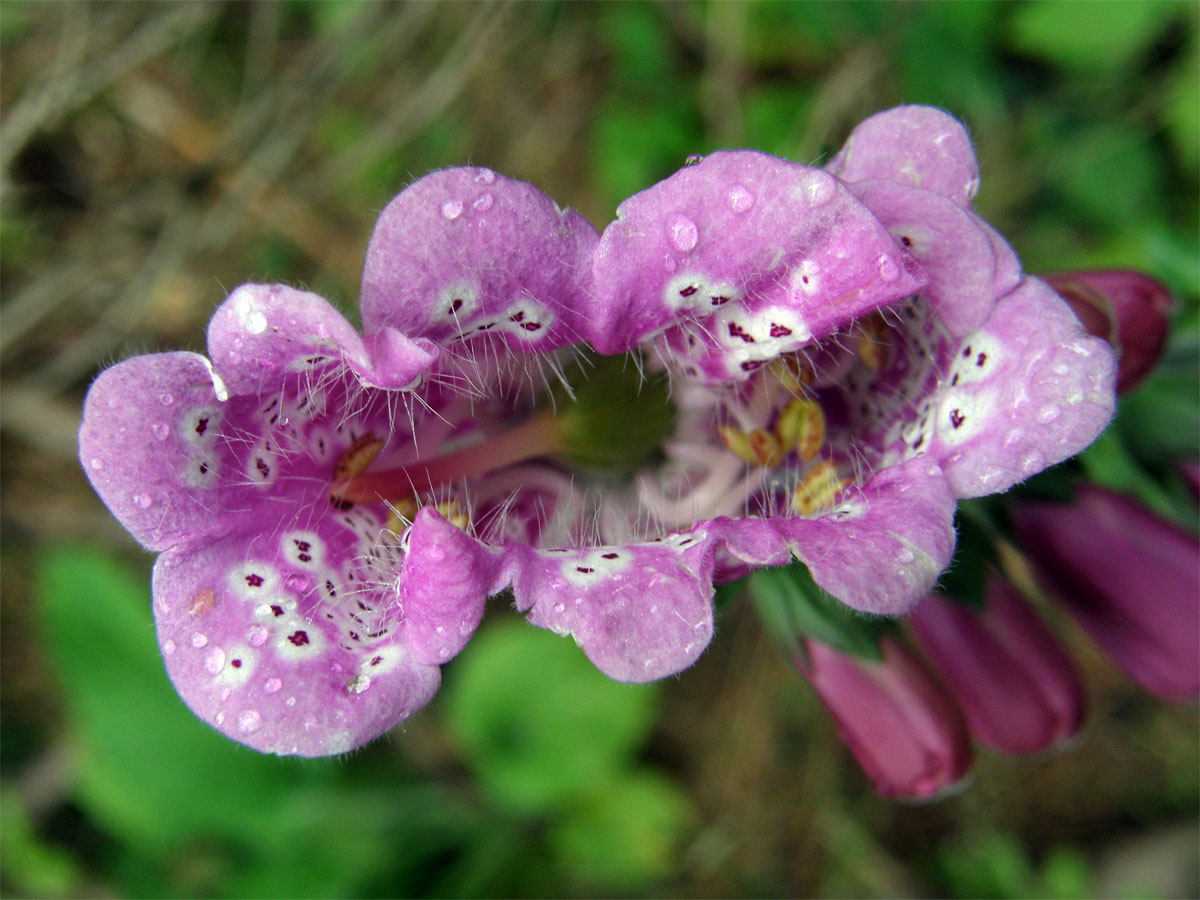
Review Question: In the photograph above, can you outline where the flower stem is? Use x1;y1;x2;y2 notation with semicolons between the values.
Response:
333;410;565;504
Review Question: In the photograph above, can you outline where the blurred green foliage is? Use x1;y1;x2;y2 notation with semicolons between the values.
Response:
3;0;1198;897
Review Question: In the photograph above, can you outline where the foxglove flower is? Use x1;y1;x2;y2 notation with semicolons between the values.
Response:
910;578;1086;754
583;105;1118;615
80;169;610;755
798;636;973;799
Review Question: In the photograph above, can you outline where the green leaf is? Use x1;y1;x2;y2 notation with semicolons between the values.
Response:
748;562;886;661
0;792;82;898
549;771;696;890
442;619;660;816
1007;0;1181;71
1118;344;1200;465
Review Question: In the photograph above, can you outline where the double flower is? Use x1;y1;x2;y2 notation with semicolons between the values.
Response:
80;106;1116;756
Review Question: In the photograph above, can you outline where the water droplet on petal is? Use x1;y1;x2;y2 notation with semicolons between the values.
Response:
285;574;311;595
554;602;566;614
1036;404;1062;424
227;351;242;364
246;624;270;647
263;677;282;694
662;254;677;273
162;639;176;655
286;696;297;707
438;647;450;659
1021;449;1046;474
894;547;916;564
472;192;494;212
684;153;703;166
191;632;208;648
800;170;836;206
1003;427;1025;448
205;647;226;674
159;393;174;406
90;458;104;470
668;213;698;252
878;255;900;282
727;184;756;213
133;493;153;509
441;199;463;220
152;423;170;441
237;709;262;734
474;168;495;184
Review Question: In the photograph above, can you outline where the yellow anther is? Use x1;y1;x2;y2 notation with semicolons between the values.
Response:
719;425;758;465
791;460;853;517
434;500;470;530
721;425;784;466
383;498;420;534
854;313;893;371
769;354;814;394
775;397;826;462
334;434;384;481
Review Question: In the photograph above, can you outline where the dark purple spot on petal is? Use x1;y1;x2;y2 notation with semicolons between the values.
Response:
520;321;542;331
287;630;310;646
449;298;463;313
679;285;698;297
601;552;619;559
728;322;754;343
270;604;285;617
740;359;767;372
976;352;987;367
246;573;264;587
255;458;270;478
509;310;525;323
962;346;972;358
370;655;383;666
950;410;965;429
576;566;594;574
195;417;209;436
769;323;793;338
231;658;242;668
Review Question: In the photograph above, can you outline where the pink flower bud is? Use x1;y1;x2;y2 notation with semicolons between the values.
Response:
1013;486;1200;702
909;579;1086;755
1044;270;1172;394
799;637;973;799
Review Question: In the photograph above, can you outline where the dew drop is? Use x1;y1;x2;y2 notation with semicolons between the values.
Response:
205;647;227;675
162;639;176;655
472;192;494;212
668;213;699;252
347;674;371;694
1036;404;1062;424
159;393;174;406
263;677;282;694
474;168;495;184
441;199;463;220
684;153;703;166
800;170;836;206
215;711;225;725
438;647;450;659
246;624;270;647
554;602;566;614
89;458;104;470
237;709;262;734
227;351;242;364
727;184;756;213
894;547;916;565
152;423;171;441
284;574;311;595
132;493;153;509
191;632;208;648
878;255;900;282
1021;449;1046;474
286;696;297;707
1003;427;1026;448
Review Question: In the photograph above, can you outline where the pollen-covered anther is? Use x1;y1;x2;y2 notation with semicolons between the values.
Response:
791;460;854;517
329;433;384;507
384;499;420;534
769;354;814;394
720;425;783;466
775;397;826;462
434;500;470;530
854;313;895;371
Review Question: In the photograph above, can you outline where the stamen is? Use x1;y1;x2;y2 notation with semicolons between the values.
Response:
775;398;826;462
769;355;813;394
719;425;784;466
791;460;853;516
854;312;894;371
332;411;563;505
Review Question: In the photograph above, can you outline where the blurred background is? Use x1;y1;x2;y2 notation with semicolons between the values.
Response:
2;2;1197;896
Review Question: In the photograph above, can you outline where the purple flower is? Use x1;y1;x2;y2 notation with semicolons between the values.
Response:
909;578;1086;755
80;169;610;755
1012;485;1200;702
583;106;1117;615
799;636;973;800
81;108;1120;757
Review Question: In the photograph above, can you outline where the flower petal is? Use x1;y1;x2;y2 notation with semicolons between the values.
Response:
508;531;716;682
80;351;231;551
208;283;438;394
848;180;1009;337
591;150;926;368
399;508;508;666
152;534;440;756
774;456;957;615
827;105;980;209
360;167;600;351
932;277;1117;498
